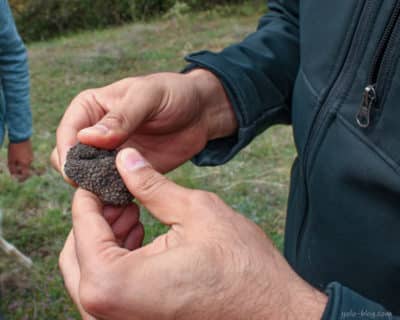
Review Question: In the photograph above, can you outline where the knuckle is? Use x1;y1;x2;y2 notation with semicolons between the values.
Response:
141;74;163;91
80;275;115;316
58;250;67;273
76;89;95;101
102;112;130;131
204;191;222;205
188;190;230;220
189;190;220;207
80;287;103;315
69;89;96;109
188;190;207;205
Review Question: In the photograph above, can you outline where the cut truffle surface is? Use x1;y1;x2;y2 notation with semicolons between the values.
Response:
64;143;133;206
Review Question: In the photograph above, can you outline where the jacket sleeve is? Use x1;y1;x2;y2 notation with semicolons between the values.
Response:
323;282;400;320
0;0;32;143
184;0;299;166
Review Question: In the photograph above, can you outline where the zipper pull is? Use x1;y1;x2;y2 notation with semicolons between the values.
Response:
356;84;377;128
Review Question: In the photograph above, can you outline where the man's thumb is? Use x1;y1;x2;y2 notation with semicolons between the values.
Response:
78;112;135;150
116;148;188;225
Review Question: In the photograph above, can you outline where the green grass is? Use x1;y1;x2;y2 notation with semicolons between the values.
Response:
0;3;296;319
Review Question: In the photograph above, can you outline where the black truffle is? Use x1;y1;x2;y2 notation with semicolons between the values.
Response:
64;143;133;206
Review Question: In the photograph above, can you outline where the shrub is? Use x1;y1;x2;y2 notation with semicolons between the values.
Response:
130;0;248;18
130;0;176;19
10;0;133;41
10;0;253;42
184;0;246;10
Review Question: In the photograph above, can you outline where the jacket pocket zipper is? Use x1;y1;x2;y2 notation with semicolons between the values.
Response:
356;1;400;128
296;0;379;263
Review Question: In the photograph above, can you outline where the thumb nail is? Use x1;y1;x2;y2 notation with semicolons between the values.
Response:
80;124;109;136
120;149;149;172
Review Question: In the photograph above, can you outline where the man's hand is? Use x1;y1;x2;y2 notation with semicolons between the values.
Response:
52;70;237;179
59;148;327;320
8;139;33;182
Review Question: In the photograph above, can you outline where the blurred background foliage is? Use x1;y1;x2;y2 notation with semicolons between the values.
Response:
10;0;252;42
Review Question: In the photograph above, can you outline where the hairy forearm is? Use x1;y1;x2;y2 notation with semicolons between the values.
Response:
186;69;238;141
287;281;328;320
244;248;328;320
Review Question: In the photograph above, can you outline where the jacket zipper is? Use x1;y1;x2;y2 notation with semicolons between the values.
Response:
303;0;377;169
356;1;400;128
296;0;381;262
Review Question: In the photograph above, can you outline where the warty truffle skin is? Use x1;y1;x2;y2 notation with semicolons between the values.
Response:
64;143;133;206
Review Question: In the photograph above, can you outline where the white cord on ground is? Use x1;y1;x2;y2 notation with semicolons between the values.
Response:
0;209;32;268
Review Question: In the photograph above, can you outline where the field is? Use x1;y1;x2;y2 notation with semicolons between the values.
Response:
0;3;296;319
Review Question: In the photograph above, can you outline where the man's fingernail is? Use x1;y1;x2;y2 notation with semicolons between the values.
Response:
80;124;109;136
121;149;149;172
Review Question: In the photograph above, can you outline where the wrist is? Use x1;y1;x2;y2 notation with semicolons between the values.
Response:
286;280;328;320
233;249;327;320
257;250;328;320
185;69;238;141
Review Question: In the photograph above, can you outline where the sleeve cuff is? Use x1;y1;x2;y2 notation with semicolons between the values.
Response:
6;107;32;144
9;135;31;144
184;51;290;166
8;127;32;144
322;282;394;320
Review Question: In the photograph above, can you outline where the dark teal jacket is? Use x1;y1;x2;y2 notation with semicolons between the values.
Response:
0;0;32;145
186;0;400;318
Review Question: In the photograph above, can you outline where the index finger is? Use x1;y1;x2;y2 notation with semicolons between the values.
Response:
71;189;125;270
56;91;106;170
51;148;77;187
56;78;137;168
